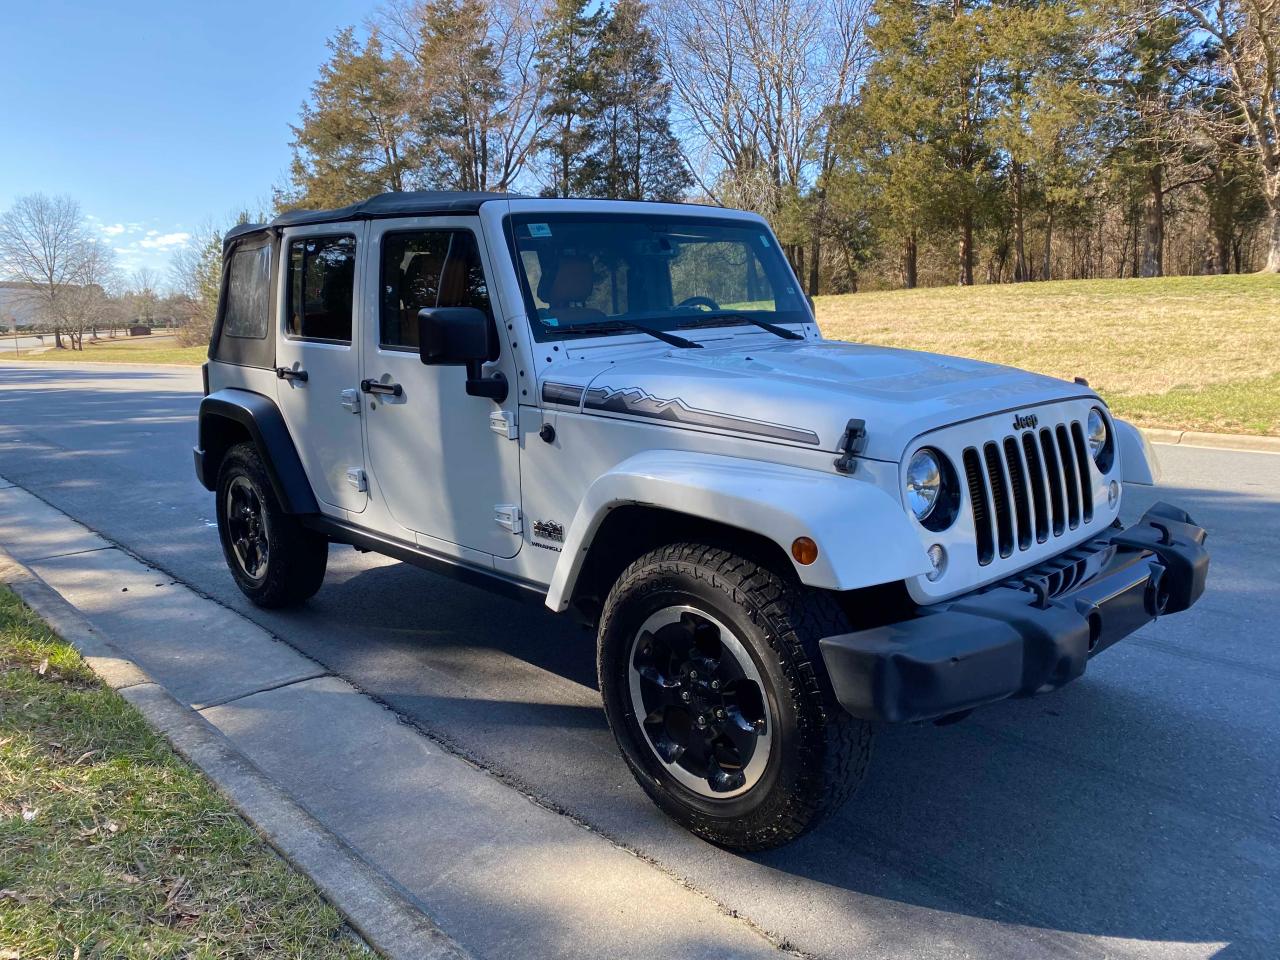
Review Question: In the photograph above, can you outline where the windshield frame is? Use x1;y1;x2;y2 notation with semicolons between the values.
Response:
501;210;811;344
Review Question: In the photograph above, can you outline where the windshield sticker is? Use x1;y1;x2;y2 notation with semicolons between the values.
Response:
759;235;771;247
528;223;553;238
543;315;560;326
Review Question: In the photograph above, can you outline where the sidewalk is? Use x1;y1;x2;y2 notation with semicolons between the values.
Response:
0;477;783;960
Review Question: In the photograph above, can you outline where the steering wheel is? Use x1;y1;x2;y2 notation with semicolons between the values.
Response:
675;295;721;311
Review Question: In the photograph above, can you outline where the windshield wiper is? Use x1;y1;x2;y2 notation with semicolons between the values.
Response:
673;312;804;341
558;319;703;349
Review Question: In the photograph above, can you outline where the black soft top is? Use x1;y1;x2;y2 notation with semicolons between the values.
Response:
223;191;512;246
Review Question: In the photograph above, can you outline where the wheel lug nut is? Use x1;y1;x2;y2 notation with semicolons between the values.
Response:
695;716;707;728
710;680;720;690
680;690;691;702
715;708;726;719
689;670;698;680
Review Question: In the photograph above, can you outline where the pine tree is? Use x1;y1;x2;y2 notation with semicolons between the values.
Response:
583;0;690;201
537;0;605;197
285;28;420;209
415;0;506;191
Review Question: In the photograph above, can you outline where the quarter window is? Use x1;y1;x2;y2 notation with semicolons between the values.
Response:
379;231;490;349
222;244;270;339
286;235;357;343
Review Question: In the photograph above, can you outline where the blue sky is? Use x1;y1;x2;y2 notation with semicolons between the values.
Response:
1;0;374;281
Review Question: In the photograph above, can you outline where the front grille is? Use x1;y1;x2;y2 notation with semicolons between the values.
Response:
962;419;1096;566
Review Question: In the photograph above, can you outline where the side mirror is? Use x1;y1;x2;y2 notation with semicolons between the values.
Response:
418;307;495;366
417;307;507;403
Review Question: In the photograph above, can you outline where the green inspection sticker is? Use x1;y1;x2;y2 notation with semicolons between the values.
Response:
528;223;553;237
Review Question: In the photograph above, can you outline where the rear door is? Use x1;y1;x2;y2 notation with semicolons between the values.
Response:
274;222;368;515
360;217;522;557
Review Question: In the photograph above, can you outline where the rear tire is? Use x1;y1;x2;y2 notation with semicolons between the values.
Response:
215;442;328;608
597;542;873;851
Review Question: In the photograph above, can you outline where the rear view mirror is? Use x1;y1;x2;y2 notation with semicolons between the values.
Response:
418;307;507;403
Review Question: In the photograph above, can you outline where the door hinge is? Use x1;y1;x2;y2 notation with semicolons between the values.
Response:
494;504;522;534
345;468;368;493
489;410;518;440
340;388;361;414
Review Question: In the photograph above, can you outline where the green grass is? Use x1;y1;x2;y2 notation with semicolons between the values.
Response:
0;587;367;959
11;335;205;366
816;273;1280;436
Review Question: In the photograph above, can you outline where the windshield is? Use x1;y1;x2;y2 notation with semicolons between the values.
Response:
508;213;809;341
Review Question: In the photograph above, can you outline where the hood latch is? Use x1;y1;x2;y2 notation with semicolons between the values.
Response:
834;419;867;474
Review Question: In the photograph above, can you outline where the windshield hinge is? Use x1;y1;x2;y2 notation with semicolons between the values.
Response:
834;419;867;474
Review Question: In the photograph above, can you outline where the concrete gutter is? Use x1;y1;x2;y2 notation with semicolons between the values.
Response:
1141;428;1280;455
0;545;471;960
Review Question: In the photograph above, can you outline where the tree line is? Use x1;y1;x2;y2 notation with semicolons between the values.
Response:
282;0;1280;290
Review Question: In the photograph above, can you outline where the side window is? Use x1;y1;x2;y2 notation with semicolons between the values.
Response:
380;230;491;349
286;235;356;343
222;244;270;339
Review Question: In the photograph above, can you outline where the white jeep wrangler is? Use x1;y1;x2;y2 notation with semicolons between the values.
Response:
195;191;1209;850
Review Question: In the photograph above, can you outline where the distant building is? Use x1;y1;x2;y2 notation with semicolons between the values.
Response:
0;282;44;330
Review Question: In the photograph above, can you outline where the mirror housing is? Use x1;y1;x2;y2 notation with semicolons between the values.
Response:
417;307;507;403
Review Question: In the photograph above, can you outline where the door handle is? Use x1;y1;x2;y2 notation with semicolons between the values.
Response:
360;378;403;398
276;366;308;383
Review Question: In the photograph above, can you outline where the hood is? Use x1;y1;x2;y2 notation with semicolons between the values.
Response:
541;339;1095;462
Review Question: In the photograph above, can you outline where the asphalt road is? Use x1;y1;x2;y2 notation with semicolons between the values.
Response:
1;360;1275;960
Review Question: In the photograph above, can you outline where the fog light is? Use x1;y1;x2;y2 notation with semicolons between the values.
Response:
1108;480;1121;508
926;544;947;581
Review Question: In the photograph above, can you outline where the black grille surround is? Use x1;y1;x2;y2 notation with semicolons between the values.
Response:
961;417;1100;567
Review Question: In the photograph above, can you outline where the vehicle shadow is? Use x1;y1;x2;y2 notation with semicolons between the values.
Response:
303;479;1278;957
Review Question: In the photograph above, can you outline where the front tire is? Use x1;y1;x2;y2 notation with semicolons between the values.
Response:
215;442;328;608
597;543;873;851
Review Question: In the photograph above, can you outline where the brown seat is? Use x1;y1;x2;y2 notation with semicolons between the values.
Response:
538;256;604;324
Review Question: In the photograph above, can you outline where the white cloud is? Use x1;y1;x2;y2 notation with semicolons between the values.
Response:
138;231;191;250
100;223;126;236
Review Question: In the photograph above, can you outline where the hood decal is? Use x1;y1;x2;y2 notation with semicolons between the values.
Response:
581;385;820;445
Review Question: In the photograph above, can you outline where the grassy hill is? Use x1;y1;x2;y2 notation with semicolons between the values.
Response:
816;273;1280;436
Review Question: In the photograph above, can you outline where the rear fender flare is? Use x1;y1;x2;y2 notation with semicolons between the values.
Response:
195;389;318;514
544;449;930;612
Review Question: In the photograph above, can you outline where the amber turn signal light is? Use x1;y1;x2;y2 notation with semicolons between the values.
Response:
791;537;818;565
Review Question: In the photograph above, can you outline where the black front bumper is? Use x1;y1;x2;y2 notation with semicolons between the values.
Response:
819;502;1209;724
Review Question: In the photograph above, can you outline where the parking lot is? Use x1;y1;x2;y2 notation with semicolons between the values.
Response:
1;359;1275;960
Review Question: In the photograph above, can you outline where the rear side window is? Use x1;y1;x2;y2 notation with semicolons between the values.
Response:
223;244;270;339
379;231;490;349
286;235;357;343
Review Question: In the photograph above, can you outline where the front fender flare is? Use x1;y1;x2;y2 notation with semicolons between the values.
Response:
545;450;931;612
1114;418;1160;485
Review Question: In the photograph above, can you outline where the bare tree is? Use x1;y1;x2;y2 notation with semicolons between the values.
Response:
0;193;117;349
655;0;871;215
169;220;224;347
1170;0;1280;271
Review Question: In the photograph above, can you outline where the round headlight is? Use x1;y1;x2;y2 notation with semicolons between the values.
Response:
906;449;942;521
1087;407;1109;464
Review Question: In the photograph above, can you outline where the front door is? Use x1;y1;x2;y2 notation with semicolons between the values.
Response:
274;222;368;515
361;218;522;558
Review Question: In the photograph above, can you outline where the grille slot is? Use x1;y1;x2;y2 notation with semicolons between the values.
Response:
983;442;1015;558
961;416;1094;567
962;448;995;565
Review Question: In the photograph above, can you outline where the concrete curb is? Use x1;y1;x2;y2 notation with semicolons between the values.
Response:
0;546;472;960
1141;427;1280;454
